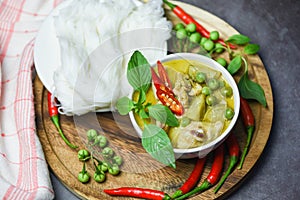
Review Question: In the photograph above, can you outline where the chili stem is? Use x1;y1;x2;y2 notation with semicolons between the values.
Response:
214;133;240;193
172;157;206;198
214;156;238;193
51;115;78;149
238;96;255;169
174;180;211;200
48;92;78;149
238;126;254;169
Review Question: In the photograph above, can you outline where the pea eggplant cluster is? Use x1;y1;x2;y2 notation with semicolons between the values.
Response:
171;22;231;71
163;0;235;50
174;22;224;54
77;129;123;183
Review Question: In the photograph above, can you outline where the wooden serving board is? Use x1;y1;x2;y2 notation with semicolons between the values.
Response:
34;1;273;199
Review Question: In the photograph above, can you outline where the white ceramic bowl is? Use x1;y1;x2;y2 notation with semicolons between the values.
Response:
129;53;240;159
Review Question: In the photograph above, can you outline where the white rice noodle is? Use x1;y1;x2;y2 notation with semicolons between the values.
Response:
53;0;172;115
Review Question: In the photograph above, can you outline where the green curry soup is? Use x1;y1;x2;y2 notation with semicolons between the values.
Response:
134;59;234;149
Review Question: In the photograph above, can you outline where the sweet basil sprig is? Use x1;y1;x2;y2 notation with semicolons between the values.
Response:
238;57;266;107
225;34;267;107
116;51;178;168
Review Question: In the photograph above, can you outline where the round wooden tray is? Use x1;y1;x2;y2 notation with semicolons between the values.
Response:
34;1;273;199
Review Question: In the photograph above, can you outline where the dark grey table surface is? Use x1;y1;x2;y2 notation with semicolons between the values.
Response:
51;0;300;199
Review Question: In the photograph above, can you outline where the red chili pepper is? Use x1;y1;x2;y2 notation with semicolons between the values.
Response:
47;92;78;149
151;62;184;116
214;133;240;193
163;0;236;49
172;157;206;198
157;60;172;90
104;187;171;200
156;89;184;116
238;96;255;169
175;144;225;200
151;67;168;92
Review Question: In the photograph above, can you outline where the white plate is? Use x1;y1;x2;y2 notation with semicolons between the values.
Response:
34;0;73;93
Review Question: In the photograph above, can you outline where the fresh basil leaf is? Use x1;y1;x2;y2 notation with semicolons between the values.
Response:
148;104;179;127
142;124;176;168
226;34;250;45
244;44;260;55
139;109;149;119
238;71;267;107
227;55;242;75
127;51;151;93
116;96;135;115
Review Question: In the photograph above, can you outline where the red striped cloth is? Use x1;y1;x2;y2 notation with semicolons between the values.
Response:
0;0;62;199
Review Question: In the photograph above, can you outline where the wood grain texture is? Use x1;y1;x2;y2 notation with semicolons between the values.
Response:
34;1;273;199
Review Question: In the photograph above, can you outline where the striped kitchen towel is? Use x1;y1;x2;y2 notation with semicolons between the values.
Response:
0;0;62;199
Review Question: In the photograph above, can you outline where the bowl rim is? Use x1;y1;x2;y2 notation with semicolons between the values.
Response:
129;52;240;154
